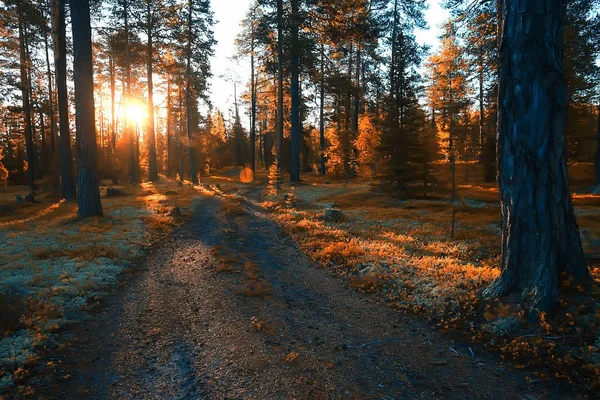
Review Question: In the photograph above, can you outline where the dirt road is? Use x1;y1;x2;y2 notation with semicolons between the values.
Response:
38;193;574;399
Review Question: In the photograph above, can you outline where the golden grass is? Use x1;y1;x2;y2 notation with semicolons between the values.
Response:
33;244;120;261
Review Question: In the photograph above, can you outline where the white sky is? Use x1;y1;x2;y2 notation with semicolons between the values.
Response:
208;0;450;124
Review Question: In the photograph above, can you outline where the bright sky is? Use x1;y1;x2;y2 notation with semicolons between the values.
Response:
208;0;449;124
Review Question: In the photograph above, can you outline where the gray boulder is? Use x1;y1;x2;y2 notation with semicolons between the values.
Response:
323;208;344;222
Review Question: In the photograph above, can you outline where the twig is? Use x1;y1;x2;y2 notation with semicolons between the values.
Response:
347;338;401;349
449;347;458;355
468;347;475;358
521;334;573;340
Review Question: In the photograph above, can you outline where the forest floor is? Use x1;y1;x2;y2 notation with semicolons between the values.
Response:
32;185;576;399
0;164;598;399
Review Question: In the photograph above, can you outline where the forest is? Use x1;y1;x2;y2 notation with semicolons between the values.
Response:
0;0;599;398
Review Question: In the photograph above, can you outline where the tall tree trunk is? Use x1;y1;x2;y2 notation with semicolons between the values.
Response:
249;25;256;179
70;0;103;217
166;75;172;177
185;0;197;185
109;56;116;151
146;2;158;181
596;104;600;186
353;43;361;138
478;53;485;164
43;26;56;156
289;0;301;183
344;43;353;185
50;0;76;199
39;107;46;173
449;97;456;240
123;0;138;185
177;83;184;181
18;13;36;190
483;0;590;313
275;0;284;169
319;43;326;175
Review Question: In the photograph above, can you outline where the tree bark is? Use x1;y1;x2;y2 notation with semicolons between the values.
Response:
319;43;326;175
70;0;103;217
18;11;36;190
166;75;172;177
123;0;138;185
177;82;184;181
43;25;57;156
483;0;591;313
250;23;256;179
289;0;301;183
109;56;116;152
146;1;158;181
185;0;197;185
596;104;600;186
50;0;76;199
275;0;284;170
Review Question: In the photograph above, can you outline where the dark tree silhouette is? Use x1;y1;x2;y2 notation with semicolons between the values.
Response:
483;0;591;313
50;0;76;200
70;0;102;217
16;3;36;191
275;0;283;169
289;0;301;183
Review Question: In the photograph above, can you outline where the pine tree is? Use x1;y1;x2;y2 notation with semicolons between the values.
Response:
483;0;591;313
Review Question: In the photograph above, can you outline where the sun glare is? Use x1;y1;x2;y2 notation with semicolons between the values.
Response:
126;102;147;125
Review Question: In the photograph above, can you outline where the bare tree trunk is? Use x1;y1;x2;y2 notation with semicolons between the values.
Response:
70;0;103;217
319;43;326;175
289;0;301;183
123;0;138;185
249;18;257;179
43;25;56;156
353;43;361;138
50;0;76;199
18;12;35;190
596;104;600;186
166;75;172;177
177;82;184;181
483;0;591;313
185;1;197;184
344;42;353;185
146;1;158;181
109;56;116;151
275;0;283;169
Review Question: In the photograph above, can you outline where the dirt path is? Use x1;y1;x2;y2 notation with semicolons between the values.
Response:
38;193;575;399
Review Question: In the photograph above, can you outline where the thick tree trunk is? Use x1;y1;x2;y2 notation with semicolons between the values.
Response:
70;0;103;217
146;5;158;181
319;43;326;175
289;0;301;183
51;0;76;199
483;0;591;313
275;0;284;169
18;14;36;190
